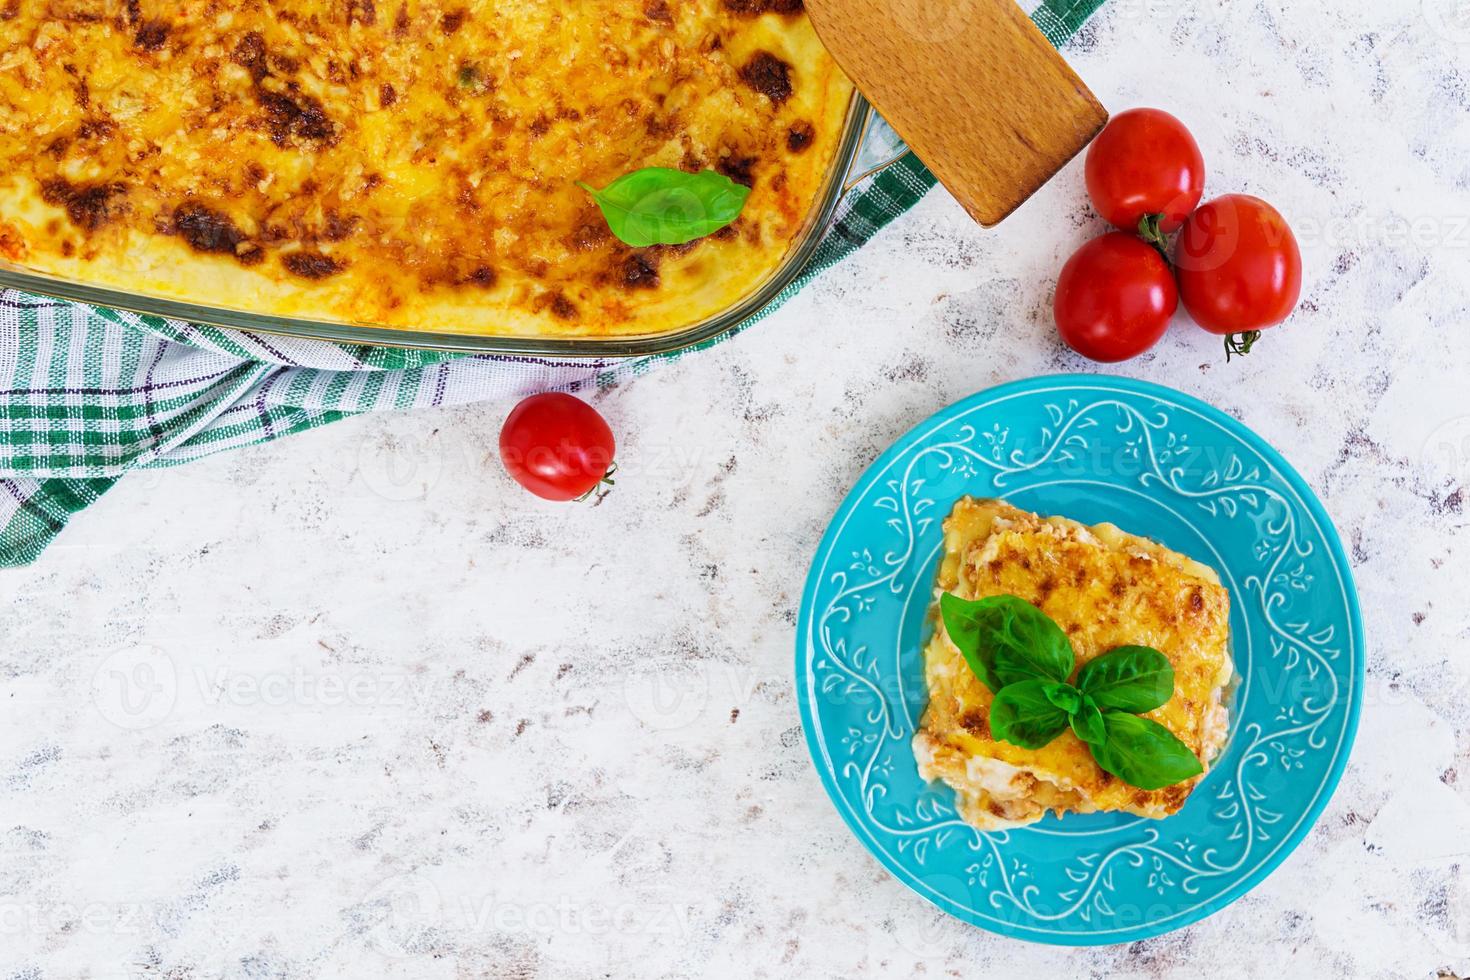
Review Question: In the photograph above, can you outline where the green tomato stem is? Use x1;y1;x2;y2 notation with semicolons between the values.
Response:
574;460;618;503
1224;331;1262;362
1135;213;1172;262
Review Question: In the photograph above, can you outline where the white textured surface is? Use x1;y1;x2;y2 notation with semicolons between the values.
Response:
4;1;1470;977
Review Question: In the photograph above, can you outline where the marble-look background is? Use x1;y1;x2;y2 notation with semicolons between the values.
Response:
4;0;1470;977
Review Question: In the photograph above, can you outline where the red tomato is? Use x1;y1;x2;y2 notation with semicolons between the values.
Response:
1085;108;1205;235
1174;194;1303;356
499;393;617;501
1054;233;1178;363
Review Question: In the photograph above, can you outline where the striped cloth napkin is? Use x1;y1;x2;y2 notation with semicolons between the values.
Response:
0;0;1101;566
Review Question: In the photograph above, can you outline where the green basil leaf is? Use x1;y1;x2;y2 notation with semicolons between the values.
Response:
939;594;1074;693
1076;645;1176;713
980;595;1076;689
577;168;750;247
939;592;1003;693
989;680;1071;750
1042;682;1082;714
1088;713;1204;790
1069;694;1106;745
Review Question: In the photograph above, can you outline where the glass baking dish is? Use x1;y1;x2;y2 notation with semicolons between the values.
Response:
0;95;909;359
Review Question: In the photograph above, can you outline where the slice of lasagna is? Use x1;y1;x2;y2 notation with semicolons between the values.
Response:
913;498;1234;830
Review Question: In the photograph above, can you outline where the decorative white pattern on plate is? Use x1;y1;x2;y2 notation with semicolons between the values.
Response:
796;375;1362;945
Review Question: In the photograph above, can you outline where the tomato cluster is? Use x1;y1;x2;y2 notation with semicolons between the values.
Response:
1056;108;1303;362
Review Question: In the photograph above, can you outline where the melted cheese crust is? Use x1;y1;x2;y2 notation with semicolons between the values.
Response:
914;499;1235;831
0;0;852;338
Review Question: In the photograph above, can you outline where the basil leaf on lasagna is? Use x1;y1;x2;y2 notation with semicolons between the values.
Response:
577;168;751;247
1088;713;1204;790
1076;645;1176;713
939;592;1006;693
989;680;1071;750
1069;694;1106;746
973;595;1076;690
1041;681;1082;714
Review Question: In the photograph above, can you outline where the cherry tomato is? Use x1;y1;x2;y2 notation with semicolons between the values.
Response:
1174;194;1303;358
1054;233;1178;363
499;393;617;501
1085;108;1205;236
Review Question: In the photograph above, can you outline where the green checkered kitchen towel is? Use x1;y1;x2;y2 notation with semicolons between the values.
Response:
0;0;1102;566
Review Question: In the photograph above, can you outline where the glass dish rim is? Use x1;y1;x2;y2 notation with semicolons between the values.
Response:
0;93;885;359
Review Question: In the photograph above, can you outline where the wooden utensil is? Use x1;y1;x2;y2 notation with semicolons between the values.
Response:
804;0;1108;227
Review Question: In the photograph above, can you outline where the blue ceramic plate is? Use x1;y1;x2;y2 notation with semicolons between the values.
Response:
795;375;1362;946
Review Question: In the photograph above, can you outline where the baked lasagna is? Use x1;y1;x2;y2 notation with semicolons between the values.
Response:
0;0;853;337
914;498;1234;830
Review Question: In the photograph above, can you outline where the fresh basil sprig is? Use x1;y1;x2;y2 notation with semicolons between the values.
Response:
939;594;1204;790
1068;693;1106;746
1090;714;1206;790
577;168;750;248
939;593;1074;693
1041;681;1083;715
1075;645;1176;713
989;680;1070;749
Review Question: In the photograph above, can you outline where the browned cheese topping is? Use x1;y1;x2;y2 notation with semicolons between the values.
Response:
0;0;854;337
